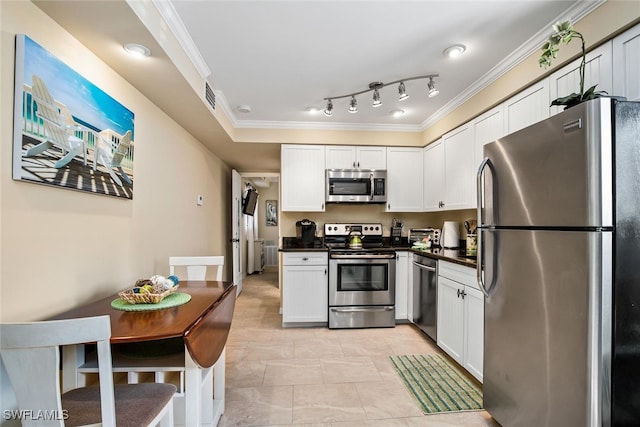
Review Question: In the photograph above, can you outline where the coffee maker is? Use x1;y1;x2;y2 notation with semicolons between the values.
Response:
296;219;317;247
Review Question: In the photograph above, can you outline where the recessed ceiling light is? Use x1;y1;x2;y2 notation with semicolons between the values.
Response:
235;105;252;113
305;107;320;114
123;43;151;57
443;44;466;58
390;109;405;117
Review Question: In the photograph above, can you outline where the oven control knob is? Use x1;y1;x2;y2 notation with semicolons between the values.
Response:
364;226;369;231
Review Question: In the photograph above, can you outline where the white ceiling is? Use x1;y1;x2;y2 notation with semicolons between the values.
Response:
168;0;588;130
32;0;600;171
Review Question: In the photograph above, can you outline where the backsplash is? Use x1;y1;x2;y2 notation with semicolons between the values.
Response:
281;205;475;241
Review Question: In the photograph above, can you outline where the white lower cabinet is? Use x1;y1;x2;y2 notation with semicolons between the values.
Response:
437;261;484;382
395;251;409;320
282;252;328;325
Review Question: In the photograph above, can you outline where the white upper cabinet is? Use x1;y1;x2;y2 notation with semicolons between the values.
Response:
423;139;445;211
325;146;386;170
423;123;475;212
281;144;326;212
442;124;475;210
504;78;549;135
472;105;506;207
613;23;640;102
549;42;613;117
386;147;423;212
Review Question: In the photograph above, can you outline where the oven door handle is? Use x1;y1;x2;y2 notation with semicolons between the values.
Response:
330;307;394;313
330;253;396;259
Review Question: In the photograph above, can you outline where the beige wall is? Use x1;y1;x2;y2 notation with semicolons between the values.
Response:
0;1;232;322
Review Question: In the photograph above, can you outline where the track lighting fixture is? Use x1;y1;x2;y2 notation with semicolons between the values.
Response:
324;99;333;117
427;76;439;98
323;74;438;115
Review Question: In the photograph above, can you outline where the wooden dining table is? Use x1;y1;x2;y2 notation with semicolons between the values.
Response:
49;280;237;427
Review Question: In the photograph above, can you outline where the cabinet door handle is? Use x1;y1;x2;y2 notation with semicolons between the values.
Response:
324;268;327;275
357;161;360;168
302;257;309;261
353;161;356;168
457;289;461;298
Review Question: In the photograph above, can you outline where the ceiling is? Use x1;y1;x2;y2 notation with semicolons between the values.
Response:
33;0;596;172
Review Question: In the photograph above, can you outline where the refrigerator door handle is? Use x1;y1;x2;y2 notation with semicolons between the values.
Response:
476;157;494;298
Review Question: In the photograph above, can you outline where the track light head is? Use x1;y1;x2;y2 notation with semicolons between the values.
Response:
324;99;333;116
372;88;382;107
348;96;358;113
427;77;439;98
398;82;409;101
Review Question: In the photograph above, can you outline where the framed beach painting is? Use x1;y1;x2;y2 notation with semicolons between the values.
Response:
13;34;135;199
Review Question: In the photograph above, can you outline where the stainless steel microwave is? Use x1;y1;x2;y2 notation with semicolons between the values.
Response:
326;169;387;203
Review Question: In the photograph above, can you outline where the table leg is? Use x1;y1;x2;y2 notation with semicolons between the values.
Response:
212;348;226;422
184;348;203;426
61;344;85;392
183;346;226;426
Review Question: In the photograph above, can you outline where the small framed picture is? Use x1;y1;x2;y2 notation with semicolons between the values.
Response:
265;200;277;226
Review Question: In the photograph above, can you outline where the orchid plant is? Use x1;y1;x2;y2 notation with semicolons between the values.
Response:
539;20;606;108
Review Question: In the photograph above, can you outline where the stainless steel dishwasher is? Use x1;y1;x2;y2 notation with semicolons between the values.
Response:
412;253;437;341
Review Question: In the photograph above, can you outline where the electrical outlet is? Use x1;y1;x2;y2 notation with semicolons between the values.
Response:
197;195;204;206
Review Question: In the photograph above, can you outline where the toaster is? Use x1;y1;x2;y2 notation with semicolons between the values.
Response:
408;228;441;247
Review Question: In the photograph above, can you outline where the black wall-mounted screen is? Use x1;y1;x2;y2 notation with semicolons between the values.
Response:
242;188;258;216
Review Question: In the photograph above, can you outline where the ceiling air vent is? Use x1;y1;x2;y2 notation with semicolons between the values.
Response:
205;82;215;110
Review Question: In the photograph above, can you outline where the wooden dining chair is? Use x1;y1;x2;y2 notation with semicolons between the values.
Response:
169;256;224;281
0;315;176;427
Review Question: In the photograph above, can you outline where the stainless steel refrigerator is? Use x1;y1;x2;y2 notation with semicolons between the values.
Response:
476;98;640;427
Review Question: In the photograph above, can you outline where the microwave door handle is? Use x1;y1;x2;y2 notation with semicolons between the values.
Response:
370;173;374;200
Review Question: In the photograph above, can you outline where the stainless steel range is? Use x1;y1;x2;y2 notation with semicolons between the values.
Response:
325;223;396;329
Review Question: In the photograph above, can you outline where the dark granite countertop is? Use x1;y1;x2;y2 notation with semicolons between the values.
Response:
280;237;476;268
280;237;328;252
407;247;477;268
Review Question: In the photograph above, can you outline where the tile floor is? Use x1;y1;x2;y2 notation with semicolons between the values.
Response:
220;267;500;427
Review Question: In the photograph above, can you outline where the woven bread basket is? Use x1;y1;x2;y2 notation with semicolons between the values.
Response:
118;285;178;304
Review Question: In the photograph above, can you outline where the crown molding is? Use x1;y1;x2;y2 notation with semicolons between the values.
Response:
419;0;605;130
151;0;211;80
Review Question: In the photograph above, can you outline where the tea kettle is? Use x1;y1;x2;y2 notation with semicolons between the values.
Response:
348;230;363;249
441;221;460;248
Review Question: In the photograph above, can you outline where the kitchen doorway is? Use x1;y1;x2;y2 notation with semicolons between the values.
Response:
234;172;280;281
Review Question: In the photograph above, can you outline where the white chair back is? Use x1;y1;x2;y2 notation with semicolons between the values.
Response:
169;256;224;281
0;316;116;427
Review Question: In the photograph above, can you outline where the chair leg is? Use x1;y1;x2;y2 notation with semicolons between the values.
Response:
54;150;77;168
117;166;132;185
24;140;53;157
108;168;123;187
159;401;174;427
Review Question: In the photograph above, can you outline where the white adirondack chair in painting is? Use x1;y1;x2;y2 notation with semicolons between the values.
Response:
23;75;87;168
94;129;133;186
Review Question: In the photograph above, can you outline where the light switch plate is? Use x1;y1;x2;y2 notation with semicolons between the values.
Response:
197;195;203;206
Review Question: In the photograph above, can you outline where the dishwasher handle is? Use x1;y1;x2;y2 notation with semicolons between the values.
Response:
412;261;436;272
